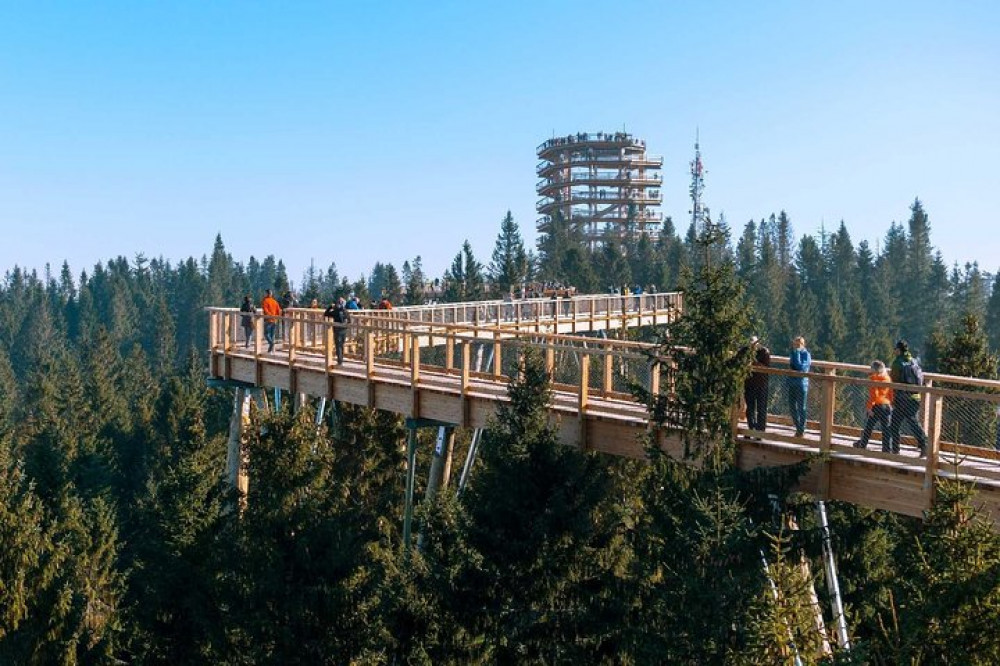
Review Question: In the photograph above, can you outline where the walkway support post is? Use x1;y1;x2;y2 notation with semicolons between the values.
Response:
424;426;453;502
403;424;418;550
817;501;851;651
226;387;248;493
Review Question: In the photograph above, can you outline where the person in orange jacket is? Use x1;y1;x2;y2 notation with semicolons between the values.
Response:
260;289;282;353
853;360;894;451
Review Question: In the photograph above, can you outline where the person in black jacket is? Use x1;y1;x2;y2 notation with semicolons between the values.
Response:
240;295;255;348
324;297;350;365
743;336;771;433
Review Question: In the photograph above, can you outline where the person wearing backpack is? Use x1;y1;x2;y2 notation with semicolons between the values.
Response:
324;297;350;365
887;340;928;455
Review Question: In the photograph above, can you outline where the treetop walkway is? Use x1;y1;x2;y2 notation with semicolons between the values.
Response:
206;292;1000;524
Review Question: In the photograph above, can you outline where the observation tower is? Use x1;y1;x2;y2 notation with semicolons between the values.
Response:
536;131;663;247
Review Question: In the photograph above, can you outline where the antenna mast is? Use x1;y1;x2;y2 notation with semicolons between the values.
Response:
689;131;714;266
689;130;710;234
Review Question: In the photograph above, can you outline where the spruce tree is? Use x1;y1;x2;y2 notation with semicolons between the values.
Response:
891;479;1000;664
488;210;528;295
402;256;427;305
930;313;998;447
986;270;1000;352
401;350;631;663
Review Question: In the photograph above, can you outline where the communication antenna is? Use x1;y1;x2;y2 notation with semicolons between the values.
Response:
689;130;714;266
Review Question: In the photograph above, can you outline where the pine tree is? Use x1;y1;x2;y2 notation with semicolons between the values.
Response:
123;363;229;663
930;313;998;447
598;235;631;291
445;349;629;662
892;479;1000;663
986;270;1000;352
442;241;485;301
402;256;427;305
488;210;528;295
222;403;400;663
645;225;753;464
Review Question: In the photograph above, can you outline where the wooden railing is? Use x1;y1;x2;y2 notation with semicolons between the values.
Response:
207;301;1000;518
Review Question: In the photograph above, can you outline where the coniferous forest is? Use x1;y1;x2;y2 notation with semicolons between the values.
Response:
4;201;1000;664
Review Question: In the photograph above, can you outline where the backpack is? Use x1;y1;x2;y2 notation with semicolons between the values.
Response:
899;358;924;386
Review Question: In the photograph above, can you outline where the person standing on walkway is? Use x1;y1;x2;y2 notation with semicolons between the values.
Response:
324;297;350;365
239;295;255;348
260;289;282;353
854;360;894;450
787;336;812;437
887;340;928;455
744;336;771;433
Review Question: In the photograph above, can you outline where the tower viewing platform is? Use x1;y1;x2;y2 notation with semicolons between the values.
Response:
536;132;663;246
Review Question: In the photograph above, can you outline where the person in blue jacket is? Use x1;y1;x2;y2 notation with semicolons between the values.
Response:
788;336;812;437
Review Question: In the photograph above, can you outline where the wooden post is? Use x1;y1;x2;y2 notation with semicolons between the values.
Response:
817;369;837;499
493;330;502;379
649;359;660;396
461;341;471;427
445;334;454;371
287;315;297;364
924;390;944;509
365;329;375;408
545;344;555;380
224;311;233;352
411;334;421;418
209;310;218;353
324;325;334;371
365;329;375;377
603;351;613;394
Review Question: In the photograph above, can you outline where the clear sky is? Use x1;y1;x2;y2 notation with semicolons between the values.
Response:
2;1;998;286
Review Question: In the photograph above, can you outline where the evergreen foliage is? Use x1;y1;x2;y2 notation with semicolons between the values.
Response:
488;210;529;295
0;203;997;662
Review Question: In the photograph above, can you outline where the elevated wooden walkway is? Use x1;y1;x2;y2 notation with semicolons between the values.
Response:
207;293;1000;523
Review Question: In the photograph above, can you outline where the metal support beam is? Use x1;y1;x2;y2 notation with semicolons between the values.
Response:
440;427;456;489
818;501;851;651
457;428;482;496
424;426;450;502
403;425;418;550
315;396;327;426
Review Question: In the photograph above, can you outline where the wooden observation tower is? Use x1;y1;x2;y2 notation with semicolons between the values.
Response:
536;131;664;248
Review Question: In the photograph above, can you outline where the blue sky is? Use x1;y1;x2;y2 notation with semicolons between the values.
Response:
2;1;998;286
